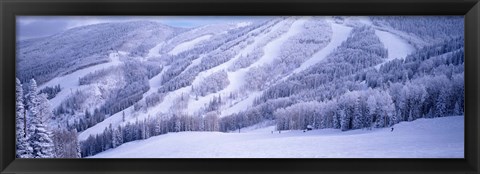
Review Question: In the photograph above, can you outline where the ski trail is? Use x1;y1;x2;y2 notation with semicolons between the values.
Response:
146;42;164;58
287;19;352;78
374;30;415;70
168;35;212;56
249;17;310;68
188;17;309;116
41;52;124;109
142;65;170;98
216;17;310;116
186;18;298;115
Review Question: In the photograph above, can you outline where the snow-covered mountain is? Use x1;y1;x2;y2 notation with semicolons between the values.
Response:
15;16;464;158
17;21;182;85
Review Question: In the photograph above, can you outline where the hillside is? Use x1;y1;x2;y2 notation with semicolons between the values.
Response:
17;21;181;85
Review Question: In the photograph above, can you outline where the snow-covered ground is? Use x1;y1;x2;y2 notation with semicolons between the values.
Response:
91;116;464;158
146;42;164;58
374;29;415;69
235;22;252;28
376;30;415;60
220;91;262;117
40;52;123;109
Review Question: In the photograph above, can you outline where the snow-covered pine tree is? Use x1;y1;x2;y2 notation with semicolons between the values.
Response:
27;79;55;158
352;98;364;129
339;109;349;131
379;91;396;126
332;109;341;129
73;131;81;158
112;126;123;148
16;78;32;158
30;117;55;158
25;79;39;140
435;90;448;117
37;93;53;124
453;102;462;115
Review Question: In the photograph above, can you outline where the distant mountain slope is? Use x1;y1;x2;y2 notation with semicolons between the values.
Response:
370;16;464;49
17;21;182;85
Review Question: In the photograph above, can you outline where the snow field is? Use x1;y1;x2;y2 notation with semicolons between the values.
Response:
91;115;464;158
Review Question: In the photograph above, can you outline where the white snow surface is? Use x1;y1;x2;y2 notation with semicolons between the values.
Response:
168;35;212;56
235;22;252;28
220;91;261;117
91;116;464;158
40;52;123;109
376;30;415;60
146;42;164;58
374;29;415;69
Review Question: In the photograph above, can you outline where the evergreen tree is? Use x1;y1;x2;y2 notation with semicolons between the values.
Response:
38;93;53;123
16;78;32;158
30;124;55;158
26;79;39;139
27;79;55;158
72;129;82;158
112;126;123;148
339;109;349;131
453;102;462;115
352;98;364;129
435;91;448;117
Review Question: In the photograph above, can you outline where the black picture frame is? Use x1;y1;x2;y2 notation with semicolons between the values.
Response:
1;0;479;173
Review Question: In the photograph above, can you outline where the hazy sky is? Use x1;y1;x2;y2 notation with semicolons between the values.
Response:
17;16;269;40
